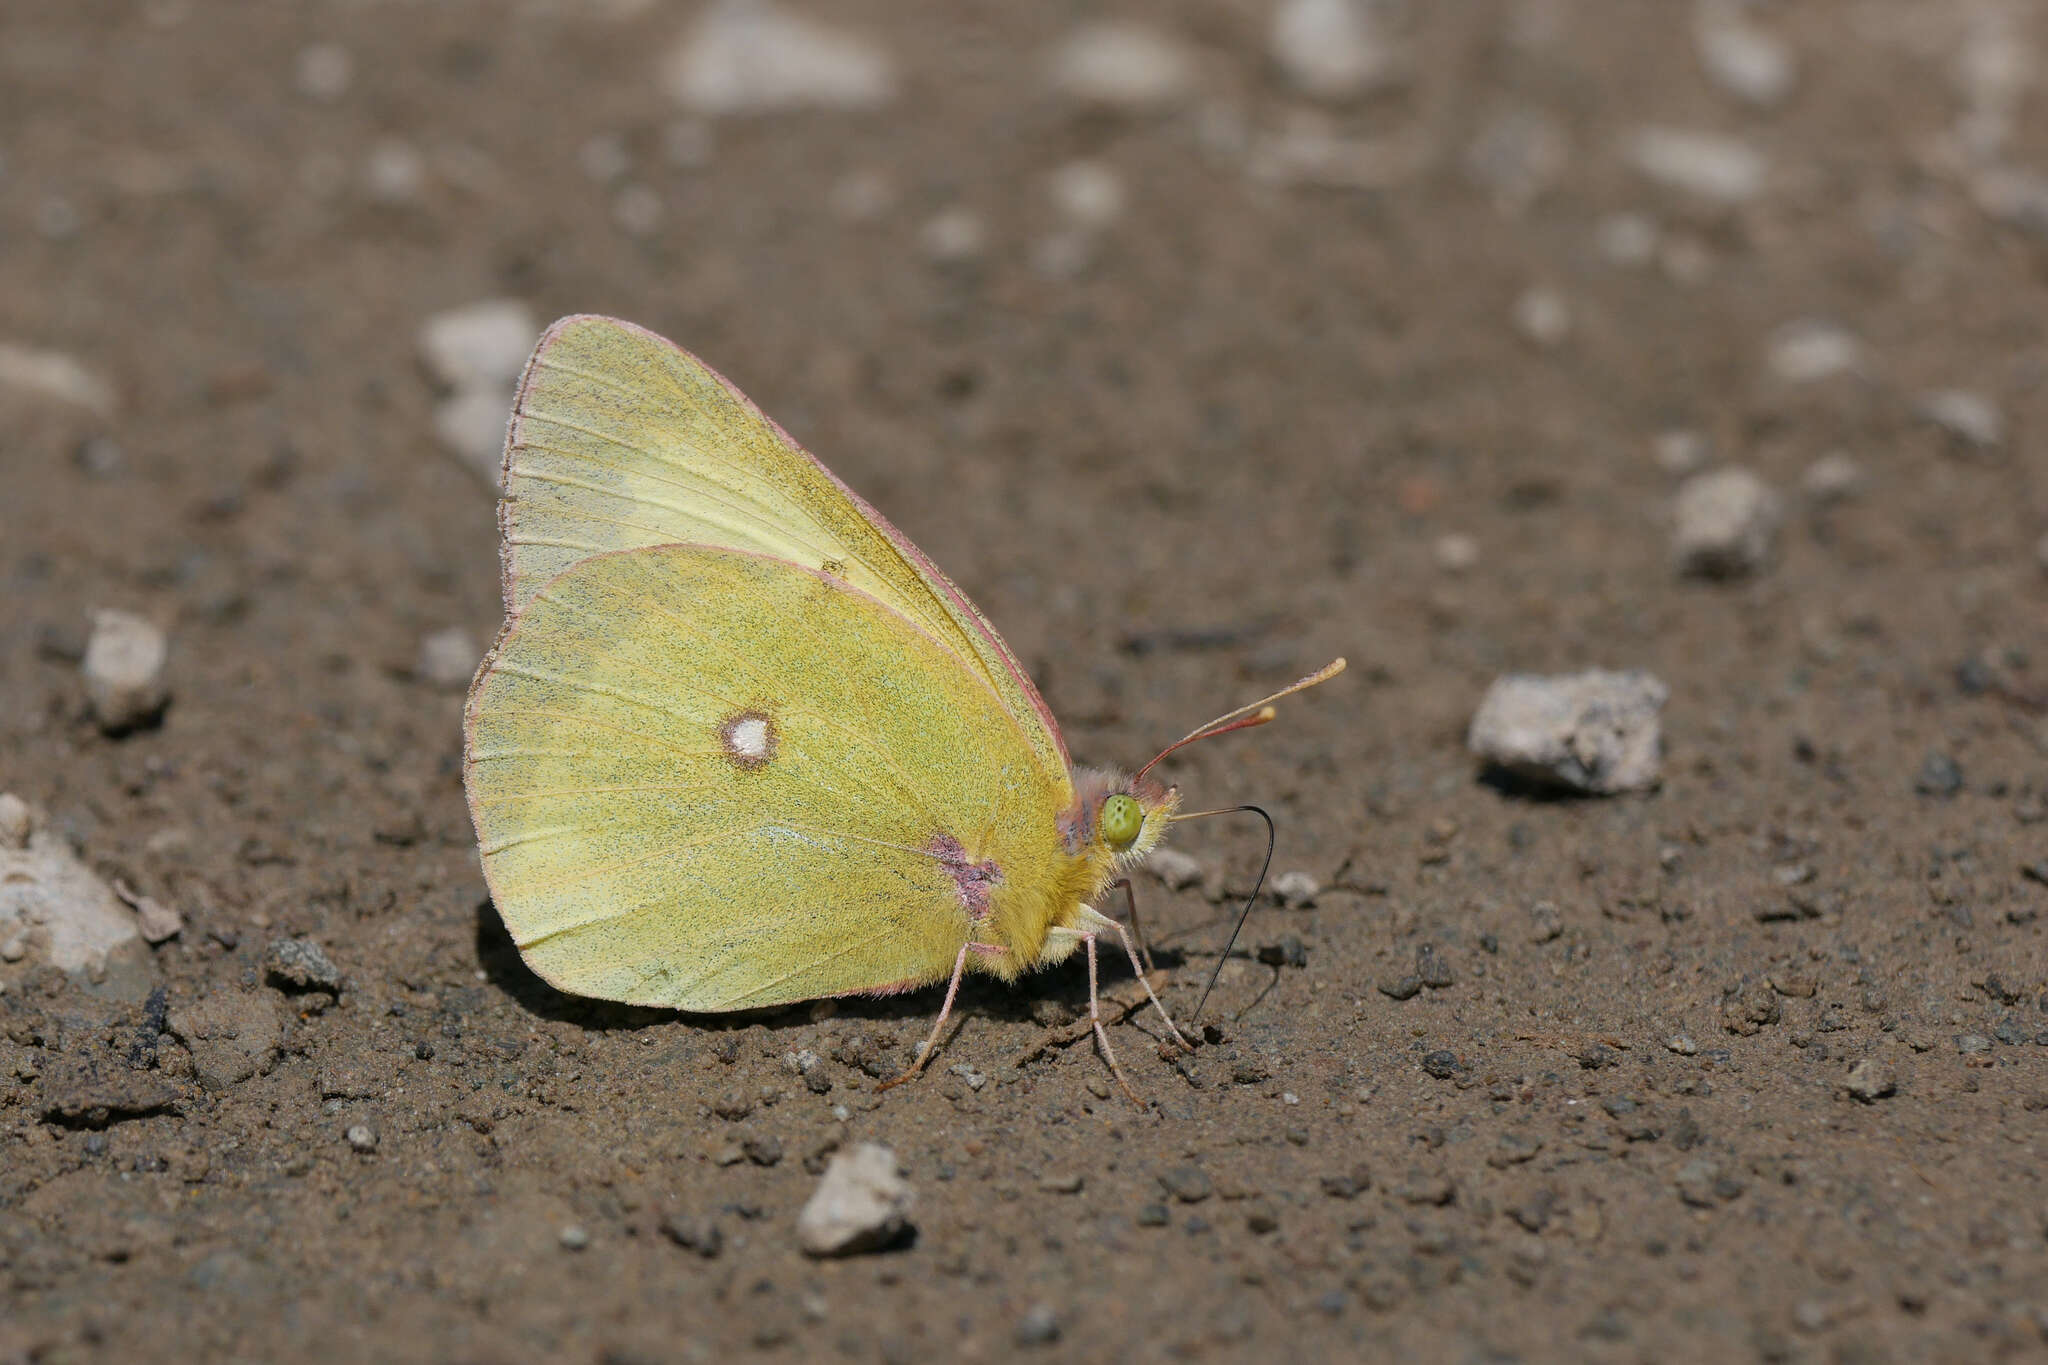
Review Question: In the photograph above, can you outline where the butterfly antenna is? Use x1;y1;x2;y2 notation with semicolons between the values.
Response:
1134;658;1346;784
1168;804;1276;1025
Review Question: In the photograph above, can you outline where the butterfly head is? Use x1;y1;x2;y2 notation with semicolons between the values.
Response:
1066;768;1180;871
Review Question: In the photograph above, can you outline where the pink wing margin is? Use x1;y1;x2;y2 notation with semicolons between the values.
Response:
494;313;1071;773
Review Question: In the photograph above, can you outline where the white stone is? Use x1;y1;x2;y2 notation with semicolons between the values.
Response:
663;0;896;117
435;387;514;484
1433;532;1480;573
1270;0;1403;100
1625;126;1766;203
1468;670;1669;795
918;208;985;264
1801;451;1865;505
1672;466;1783;579
295;42;354;101
1766;319;1861;384
0;800;154;999
1513;286;1572;348
418;299;539;393
0;342;117;417
0;795;29;850
1048;21;1196;112
797;1143;913;1256
1916;389;2003;450
83;609;169;732
363;138;428;204
1693;1;1796;107
1271;870;1320;909
1652;428;1711;477
417;627;481;691
1148;849;1208;893
1047;161;1125;230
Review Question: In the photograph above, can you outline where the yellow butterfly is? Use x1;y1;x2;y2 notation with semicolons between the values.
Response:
463;315;1341;1096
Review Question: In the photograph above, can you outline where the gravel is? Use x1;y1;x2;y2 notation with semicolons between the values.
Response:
263;937;346;995
662;0;897;117
1916;389;2004;450
1270;0;1404;100
1625;126;1767;202
1048;21;1195;112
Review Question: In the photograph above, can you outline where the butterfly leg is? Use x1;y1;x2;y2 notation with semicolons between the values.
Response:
1081;931;1144;1108
878;942;971;1092
1103;915;1192;1052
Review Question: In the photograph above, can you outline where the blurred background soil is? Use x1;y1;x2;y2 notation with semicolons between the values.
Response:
4;1;2048;1361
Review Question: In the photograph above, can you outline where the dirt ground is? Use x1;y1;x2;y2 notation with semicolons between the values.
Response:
5;1;2048;1361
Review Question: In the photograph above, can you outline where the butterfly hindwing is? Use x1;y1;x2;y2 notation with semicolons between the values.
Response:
464;544;1070;1010
499;315;1071;784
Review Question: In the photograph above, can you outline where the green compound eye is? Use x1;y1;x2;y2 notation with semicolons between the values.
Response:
1098;793;1143;851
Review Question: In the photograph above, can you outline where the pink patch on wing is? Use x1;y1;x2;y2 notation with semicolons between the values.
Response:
927;833;1002;923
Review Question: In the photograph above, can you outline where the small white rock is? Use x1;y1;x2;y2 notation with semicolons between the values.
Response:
1843;1057;1895;1102
1148;849;1209;893
1801;451;1865;505
418;299;539;393
1916;389;2003;450
1433;532;1479;573
1596;212;1659;268
1766;319;1861;384
112;879;182;945
1625;126;1766;203
663;0;897;117
363;138;428;204
0;342;117;417
0;801;152;996
1467;669;1669;795
918;208;986;264
1047;161;1125;231
1692;1;1796;107
1048;21;1196;113
295;42;355;102
1512;286;1572;348
0;795;31;850
1666;1033;1699;1056
1270;0;1403;101
1652;428;1711;477
1271;870;1320;909
83;609;169;733
797;1143;913;1257
1672;466;1783;579
345;1123;379;1152
417;627;481;691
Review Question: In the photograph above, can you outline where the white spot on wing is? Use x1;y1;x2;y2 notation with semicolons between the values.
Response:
729;716;769;760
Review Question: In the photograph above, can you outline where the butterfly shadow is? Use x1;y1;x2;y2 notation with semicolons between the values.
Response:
472;897;1190;1041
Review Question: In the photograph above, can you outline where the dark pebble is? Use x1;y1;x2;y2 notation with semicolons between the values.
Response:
1416;946;1455;989
1378;976;1421;1001
660;1213;723;1258
1256;936;1308;968
1158;1166;1213;1203
742;1134;784;1166
1421;1050;1460;1079
263;937;345;995
1914;752;1963;798
1136;1204;1169;1227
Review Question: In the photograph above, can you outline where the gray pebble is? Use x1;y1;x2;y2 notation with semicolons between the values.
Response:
1626;126;1767;202
1148;848;1209;893
661;1213;723;1258
1766;319;1860;384
417;299;538;393
1468;669;1668;795
345;1123;378;1152
1421;1050;1460;1079
416;627;480;691
1802;452;1866;505
1270;0;1405;101
661;0;897;117
1136;1203;1169;1227
558;1224;589;1251
1378;975;1421;1001
264;937;345;995
1415;946;1455;989
1914;752;1964;798
1158;1166;1212;1203
1916;389;2004;450
1693;2;1796;107
1047;21;1195;112
1270;869;1319;909
1014;1304;1061;1348
1844;1058;1895;1101
1954;1033;1993;1055
1528;900;1564;943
